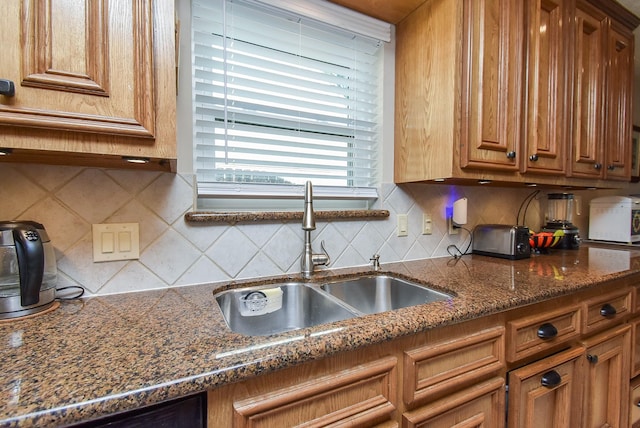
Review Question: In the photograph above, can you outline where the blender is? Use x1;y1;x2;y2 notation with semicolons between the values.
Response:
542;193;580;249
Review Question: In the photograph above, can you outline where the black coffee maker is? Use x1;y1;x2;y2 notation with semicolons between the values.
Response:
542;193;580;249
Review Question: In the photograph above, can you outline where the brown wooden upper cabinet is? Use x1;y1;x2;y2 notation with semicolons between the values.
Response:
571;0;636;181
0;0;176;171
394;0;639;187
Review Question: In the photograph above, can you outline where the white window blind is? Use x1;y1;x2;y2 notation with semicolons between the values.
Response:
192;0;384;201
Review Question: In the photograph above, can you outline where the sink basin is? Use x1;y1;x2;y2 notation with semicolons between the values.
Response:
214;283;356;336
321;275;452;314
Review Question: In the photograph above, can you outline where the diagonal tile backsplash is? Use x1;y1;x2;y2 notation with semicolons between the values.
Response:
1;163;552;296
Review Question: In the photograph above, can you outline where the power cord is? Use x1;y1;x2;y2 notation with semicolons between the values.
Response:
56;286;85;300
446;226;473;259
516;190;540;226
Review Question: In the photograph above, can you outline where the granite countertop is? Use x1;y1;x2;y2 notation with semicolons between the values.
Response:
2;243;640;427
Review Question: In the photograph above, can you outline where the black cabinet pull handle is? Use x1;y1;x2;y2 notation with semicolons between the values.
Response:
537;322;558;339
529;154;539;162
506;151;516;159
600;303;616;317
541;370;561;388
587;354;598;364
607;165;615;171
0;79;15;97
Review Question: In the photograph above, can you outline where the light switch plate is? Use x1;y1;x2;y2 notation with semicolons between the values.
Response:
92;223;140;262
397;214;408;237
422;213;432;235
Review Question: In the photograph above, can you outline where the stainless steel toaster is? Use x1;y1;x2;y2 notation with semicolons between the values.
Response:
472;224;530;260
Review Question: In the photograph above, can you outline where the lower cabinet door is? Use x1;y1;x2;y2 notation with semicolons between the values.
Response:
581;324;631;428
507;347;584;428
402;377;505;428
631;376;640;428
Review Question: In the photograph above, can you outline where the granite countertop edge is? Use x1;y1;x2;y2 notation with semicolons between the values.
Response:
2;244;640;427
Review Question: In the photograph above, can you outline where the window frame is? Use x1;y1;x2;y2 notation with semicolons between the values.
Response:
189;0;392;210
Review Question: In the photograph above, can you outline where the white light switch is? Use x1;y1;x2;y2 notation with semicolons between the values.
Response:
92;223;140;262
397;214;408;237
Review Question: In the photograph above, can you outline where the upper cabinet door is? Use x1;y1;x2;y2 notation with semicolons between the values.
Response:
522;0;569;176
460;0;523;172
570;3;606;179
0;0;155;138
604;22;634;180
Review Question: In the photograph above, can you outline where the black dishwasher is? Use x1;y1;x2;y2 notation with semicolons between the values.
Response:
72;393;206;428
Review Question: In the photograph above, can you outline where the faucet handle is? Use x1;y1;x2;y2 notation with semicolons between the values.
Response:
370;254;380;271
312;240;331;267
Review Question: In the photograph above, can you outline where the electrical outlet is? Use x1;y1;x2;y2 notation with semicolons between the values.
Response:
447;217;459;235
397;214;408;237
422;213;432;235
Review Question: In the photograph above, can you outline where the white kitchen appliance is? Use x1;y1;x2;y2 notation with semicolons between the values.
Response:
588;196;640;244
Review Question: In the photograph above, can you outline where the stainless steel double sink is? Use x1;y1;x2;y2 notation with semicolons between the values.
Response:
214;275;453;336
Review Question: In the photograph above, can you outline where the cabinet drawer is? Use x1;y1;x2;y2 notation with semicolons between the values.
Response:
633;284;640;314
506;304;581;362
228;356;398;427
582;289;631;335
507;347;584;428
402;377;505;428
404;326;504;406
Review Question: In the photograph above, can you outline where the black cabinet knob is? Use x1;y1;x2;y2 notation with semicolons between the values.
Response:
537;322;558;339
594;163;602;170
587;354;598;364
506;151;516;159
529;154;539;162
607;165;615;171
600;303;617;317
0;79;15;97
541;370;561;388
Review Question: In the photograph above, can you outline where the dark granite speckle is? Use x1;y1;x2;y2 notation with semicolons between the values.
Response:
2;242;640;426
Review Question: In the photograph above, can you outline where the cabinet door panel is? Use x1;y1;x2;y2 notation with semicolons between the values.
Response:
570;4;606;178
507;347;584;428
523;0;568;175
630;376;640;428
604;23;634;180
581;324;631;428
460;0;522;171
0;0;155;138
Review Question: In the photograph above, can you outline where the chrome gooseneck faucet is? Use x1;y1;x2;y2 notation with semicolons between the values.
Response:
301;181;330;278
